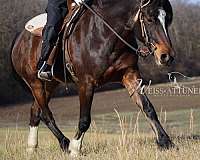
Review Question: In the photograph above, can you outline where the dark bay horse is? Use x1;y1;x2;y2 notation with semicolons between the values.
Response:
11;0;175;156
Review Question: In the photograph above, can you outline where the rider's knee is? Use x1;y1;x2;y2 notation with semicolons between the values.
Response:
46;0;68;20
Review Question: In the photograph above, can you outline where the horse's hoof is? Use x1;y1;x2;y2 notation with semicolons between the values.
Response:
156;138;176;150
26;147;37;154
68;139;82;157
69;151;80;158
60;137;70;152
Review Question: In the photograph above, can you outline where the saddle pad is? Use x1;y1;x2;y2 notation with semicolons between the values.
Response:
25;3;77;36
25;13;47;36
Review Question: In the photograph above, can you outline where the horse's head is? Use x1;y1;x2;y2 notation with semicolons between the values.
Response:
133;0;175;66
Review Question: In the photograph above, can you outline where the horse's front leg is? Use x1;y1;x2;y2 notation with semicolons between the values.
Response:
69;82;94;156
122;68;174;149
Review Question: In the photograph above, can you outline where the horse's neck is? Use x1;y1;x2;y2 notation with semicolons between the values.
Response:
94;0;137;20
88;0;137;36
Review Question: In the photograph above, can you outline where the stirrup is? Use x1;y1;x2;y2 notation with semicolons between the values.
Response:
37;61;53;81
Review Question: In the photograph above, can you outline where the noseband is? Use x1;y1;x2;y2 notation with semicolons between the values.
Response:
81;0;157;58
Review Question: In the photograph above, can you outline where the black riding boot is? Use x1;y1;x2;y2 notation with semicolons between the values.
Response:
37;39;54;81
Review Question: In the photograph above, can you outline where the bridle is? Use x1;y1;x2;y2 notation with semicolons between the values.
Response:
80;0;157;58
133;0;157;57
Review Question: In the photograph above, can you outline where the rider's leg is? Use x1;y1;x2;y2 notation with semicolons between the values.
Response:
37;0;68;81
38;0;93;81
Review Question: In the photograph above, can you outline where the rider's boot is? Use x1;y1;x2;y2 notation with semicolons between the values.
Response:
37;40;54;81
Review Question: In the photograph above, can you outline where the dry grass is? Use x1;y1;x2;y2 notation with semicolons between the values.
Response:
1;128;200;160
1;108;200;160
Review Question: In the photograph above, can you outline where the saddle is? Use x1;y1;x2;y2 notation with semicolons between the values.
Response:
25;2;78;37
25;2;84;83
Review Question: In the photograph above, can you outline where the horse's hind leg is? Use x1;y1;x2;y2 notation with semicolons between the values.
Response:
27;80;57;152
69;82;94;156
27;79;70;152
27;101;41;153
122;68;175;149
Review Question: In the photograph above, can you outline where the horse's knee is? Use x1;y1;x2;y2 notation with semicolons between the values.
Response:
79;117;91;132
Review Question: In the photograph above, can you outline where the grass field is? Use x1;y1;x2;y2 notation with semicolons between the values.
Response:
0;79;200;159
1;108;200;160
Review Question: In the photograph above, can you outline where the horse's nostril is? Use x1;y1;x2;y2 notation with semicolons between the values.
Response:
160;54;169;62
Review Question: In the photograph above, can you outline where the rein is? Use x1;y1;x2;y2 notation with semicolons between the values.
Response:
81;0;156;57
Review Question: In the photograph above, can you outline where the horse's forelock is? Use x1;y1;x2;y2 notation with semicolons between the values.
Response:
162;0;173;25
141;0;173;25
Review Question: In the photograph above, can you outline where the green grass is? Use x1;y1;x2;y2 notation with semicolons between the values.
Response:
1;108;200;160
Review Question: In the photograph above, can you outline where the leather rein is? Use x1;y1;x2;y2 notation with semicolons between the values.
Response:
81;0;157;58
